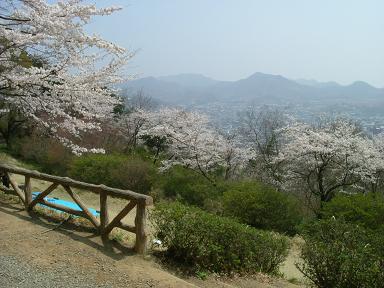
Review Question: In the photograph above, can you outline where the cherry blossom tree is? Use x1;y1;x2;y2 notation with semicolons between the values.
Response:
273;119;384;213
371;133;384;192
222;132;254;179
0;0;133;153
139;108;253;183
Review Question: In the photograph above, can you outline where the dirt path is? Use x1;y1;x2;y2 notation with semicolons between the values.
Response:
0;193;305;288
0;195;198;287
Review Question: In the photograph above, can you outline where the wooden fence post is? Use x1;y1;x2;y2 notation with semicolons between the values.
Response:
99;191;109;234
63;185;100;228
24;176;32;208
134;201;148;255
6;172;25;204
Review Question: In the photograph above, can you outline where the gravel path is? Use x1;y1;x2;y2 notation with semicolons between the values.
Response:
0;255;114;288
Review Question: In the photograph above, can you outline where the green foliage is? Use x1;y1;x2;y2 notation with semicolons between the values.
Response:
141;134;167;160
298;219;384;288
151;202;290;275
69;153;154;193
195;270;208;280
113;104;125;118
160;166;223;208
110;229;128;243
321;192;384;231
222;181;303;235
0;104;31;146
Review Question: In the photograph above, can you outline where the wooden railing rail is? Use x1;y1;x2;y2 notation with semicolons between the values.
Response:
0;163;153;255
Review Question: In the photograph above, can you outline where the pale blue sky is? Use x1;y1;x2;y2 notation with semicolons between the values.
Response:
89;0;384;87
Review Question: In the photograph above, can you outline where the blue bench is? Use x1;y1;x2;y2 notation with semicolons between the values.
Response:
32;192;100;217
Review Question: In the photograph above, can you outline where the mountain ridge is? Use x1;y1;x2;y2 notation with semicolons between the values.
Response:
121;72;384;106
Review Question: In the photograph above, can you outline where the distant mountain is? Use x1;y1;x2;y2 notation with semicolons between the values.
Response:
208;72;314;103
121;77;186;104
295;79;341;88
121;72;384;106
158;73;218;88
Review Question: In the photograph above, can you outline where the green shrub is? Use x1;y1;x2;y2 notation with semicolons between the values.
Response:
69;154;154;193
160;166;222;208
222;181;303;235
321;192;384;231
151;202;290;275
298;219;384;288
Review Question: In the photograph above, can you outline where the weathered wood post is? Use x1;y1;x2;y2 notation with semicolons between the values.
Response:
134;201;148;255
99;190;109;234
24;176;32;208
63;185;100;228
6;172;25;204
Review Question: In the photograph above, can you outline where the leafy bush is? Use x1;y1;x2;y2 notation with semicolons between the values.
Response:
160;166;222;208
69;154;154;193
321;192;384;231
222;181;303;235
298;219;384;288
151;202;290;275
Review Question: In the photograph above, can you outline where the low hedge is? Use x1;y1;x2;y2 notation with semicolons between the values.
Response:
298;219;384;288
159;166;222;208
222;181;303;235
69;154;154;194
321;192;384;231
151;202;290;275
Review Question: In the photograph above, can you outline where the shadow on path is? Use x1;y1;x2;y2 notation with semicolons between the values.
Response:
0;198;136;261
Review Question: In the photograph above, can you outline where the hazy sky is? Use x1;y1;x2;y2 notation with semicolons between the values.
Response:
89;0;384;87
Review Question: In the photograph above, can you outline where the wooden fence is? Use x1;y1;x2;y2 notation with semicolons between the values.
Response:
0;163;153;254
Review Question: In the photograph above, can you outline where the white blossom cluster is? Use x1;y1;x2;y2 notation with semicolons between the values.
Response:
0;0;132;152
138;108;253;181
273;119;384;199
